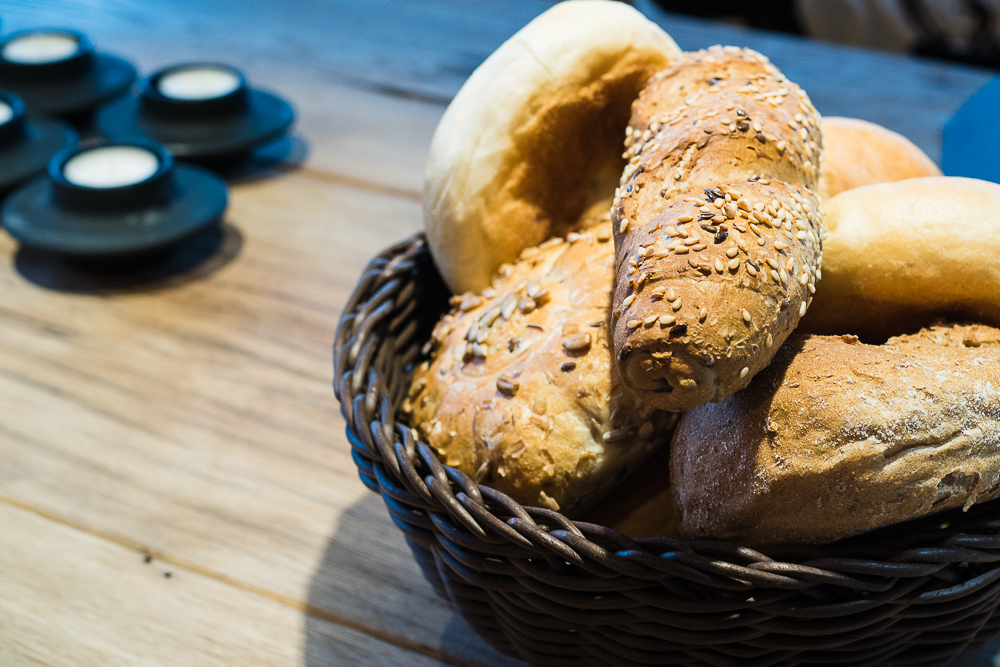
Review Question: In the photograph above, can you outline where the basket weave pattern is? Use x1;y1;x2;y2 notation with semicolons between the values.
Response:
334;235;1000;666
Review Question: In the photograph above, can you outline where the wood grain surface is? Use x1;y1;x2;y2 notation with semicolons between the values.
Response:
0;1;997;666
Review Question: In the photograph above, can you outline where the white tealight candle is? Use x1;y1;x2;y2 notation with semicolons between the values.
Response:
62;146;160;189
158;66;241;101
0;101;13;126
2;32;80;64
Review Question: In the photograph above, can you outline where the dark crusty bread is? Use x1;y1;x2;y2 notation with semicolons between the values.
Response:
404;220;678;515
611;46;824;412
671;324;1000;546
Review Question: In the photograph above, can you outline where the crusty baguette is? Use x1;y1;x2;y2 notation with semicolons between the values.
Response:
405;220;678;515
800;176;1000;340
611;47;824;411
819;116;940;199
424;0;681;294
672;325;1000;546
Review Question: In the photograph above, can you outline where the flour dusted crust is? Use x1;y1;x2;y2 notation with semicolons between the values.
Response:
423;0;681;294
404;221;678;515
671;325;1000;546
819;116;941;199
611;47;824;412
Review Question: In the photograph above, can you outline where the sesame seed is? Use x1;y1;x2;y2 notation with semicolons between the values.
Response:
677;214;694;223
728;258;740;270
623;293;635;308
742;309;751;322
799;301;807;316
675;247;690;254
767;333;773;347
672;299;683;311
620;219;630;234
740;367;749;378
726;247;739;258
667;288;677;301
627;319;641;329
715;258;725;272
596;228;611;242
699;308;708;322
644;315;658;325
771;269;781;282
659;314;675;326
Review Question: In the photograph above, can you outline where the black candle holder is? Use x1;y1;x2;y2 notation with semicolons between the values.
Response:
95;62;295;163
0;89;77;194
2;138;228;259
0;29;136;122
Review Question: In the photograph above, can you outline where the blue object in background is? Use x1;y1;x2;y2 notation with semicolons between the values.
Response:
943;75;1000;183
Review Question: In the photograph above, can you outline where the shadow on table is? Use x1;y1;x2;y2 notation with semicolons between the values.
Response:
214;134;310;185
13;221;243;295
303;491;526;667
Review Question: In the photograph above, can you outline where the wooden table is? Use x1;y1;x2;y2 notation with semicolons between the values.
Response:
0;1;997;665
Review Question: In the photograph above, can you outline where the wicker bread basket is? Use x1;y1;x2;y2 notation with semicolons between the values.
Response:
334;234;1000;667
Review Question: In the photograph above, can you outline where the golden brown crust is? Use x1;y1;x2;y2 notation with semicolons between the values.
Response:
423;0;681;294
611;47;824;411
405;221;678;515
799;177;1000;340
819;116;941;199
671;325;1000;546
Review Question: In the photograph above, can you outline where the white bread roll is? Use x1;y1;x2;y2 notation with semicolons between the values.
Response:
424;0;681;294
819;117;940;199
801;177;1000;340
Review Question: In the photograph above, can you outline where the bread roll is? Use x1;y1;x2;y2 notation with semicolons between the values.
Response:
611;47;824;412
579;442;681;539
800;177;1000;340
404;220;678;515
424;0;681;294
671;325;1000;546
819;116;940;199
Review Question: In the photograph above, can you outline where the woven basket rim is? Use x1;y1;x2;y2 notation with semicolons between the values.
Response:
334;233;1000;598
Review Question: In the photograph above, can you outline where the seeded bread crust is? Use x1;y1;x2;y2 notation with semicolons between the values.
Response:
404;220;678;515
819;116;941;199
671;325;1000;546
611;47;824;412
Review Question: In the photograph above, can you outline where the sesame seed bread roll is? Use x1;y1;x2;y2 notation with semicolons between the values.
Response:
404;220;678;515
819;116;941;199
424;0;681;294
800;177;1000;340
611;47;824;412
672;325;1000;546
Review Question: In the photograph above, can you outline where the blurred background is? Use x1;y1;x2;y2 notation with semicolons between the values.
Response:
644;0;1000;68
